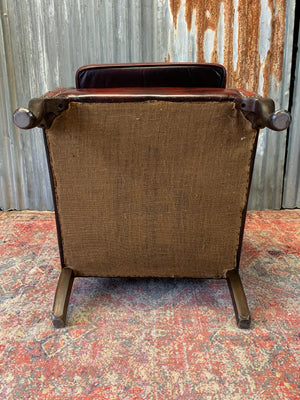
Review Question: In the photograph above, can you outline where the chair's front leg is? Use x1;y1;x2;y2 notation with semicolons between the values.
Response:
226;269;251;329
52;267;74;328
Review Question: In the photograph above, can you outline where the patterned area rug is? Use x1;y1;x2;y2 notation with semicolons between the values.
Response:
0;210;299;399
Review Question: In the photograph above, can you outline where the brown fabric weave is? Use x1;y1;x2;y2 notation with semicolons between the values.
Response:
46;101;257;278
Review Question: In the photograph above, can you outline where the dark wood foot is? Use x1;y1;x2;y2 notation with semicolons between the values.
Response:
226;269;251;329
52;268;74;328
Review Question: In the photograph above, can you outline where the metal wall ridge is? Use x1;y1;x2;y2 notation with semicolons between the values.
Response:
283;26;300;208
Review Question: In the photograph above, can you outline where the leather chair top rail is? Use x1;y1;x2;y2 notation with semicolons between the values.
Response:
76;63;227;89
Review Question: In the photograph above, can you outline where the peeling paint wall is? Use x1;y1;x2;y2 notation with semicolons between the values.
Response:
167;0;295;209
0;0;296;210
169;0;287;95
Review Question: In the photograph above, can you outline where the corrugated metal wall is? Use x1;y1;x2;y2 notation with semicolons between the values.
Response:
0;0;297;211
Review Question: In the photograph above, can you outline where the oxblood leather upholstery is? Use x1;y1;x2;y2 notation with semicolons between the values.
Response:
76;63;226;89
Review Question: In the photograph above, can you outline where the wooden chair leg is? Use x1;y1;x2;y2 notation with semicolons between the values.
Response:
52;267;74;328
226;269;251;329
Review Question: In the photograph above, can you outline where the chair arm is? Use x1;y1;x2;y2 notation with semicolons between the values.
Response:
13;90;69;129
235;89;291;131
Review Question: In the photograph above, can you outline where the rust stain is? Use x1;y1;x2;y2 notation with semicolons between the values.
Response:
222;0;234;87
169;0;286;95
235;0;261;93
164;53;171;63
185;0;221;62
262;0;286;96
169;0;182;29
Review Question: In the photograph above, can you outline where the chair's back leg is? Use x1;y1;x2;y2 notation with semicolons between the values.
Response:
52;268;74;328
226;269;251;329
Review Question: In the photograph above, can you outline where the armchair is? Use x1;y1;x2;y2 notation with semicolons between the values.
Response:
14;63;291;328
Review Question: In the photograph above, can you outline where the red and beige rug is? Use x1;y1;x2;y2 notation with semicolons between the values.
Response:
0;210;299;399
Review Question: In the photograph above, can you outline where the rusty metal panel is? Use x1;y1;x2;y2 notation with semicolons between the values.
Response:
283;28;300;208
0;15;14;210
0;0;56;210
167;0;295;209
0;0;296;210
